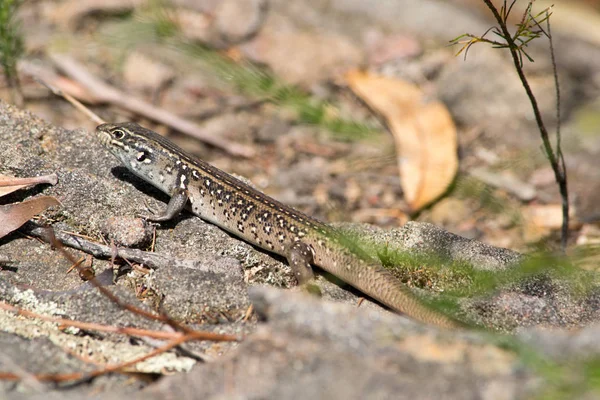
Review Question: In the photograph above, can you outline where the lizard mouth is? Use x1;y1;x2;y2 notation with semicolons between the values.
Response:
95;124;114;147
95;125;130;156
96;131;111;147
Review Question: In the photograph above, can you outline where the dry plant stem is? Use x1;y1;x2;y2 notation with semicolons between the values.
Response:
34;78;105;124
80;334;201;380
0;353;45;392
483;0;568;250
31;226;193;334
19;60;100;104
546;13;568;250
0;330;231;383
0;269;237;384
48;54;255;158
26;225;203;270
0;301;237;342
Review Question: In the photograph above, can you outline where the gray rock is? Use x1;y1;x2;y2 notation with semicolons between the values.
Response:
394;221;524;271
151;252;249;321
0;332;91;393
140;287;537;400
519;321;600;360
335;221;523;271
214;0;267;44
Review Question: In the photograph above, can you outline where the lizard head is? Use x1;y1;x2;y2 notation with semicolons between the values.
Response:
95;122;157;167
95;122;189;193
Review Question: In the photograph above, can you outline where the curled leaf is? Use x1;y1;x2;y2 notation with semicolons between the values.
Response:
0;174;58;197
346;70;458;211
0;196;61;238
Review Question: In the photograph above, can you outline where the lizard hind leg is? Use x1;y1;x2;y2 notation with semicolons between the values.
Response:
286;241;316;285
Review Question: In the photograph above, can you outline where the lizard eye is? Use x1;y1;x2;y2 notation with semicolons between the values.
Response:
112;129;126;140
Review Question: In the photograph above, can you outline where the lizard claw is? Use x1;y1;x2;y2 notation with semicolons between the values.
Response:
135;199;160;220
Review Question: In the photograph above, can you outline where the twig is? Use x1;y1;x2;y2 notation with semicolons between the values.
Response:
242;304;253;322
59;230;97;241
0;326;235;383
78;334;199;380
3;225;241;384
47;54;255;158
0;353;44;392
0;173;58;187
65;256;85;275
24;225;193;333
26;224;204;270
34;77;105;124
0;301;237;342
18;60;100;104
25;224;236;333
0;297;238;383
545;14;568;250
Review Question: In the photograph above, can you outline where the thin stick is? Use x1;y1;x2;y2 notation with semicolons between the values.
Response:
27;225;204;270
0;174;58;187
48;54;255;158
0;330;235;383
32;226;193;334
0;301;238;342
545;15;568;250
34;77;105;125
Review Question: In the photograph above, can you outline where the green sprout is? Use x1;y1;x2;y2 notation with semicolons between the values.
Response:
0;0;24;106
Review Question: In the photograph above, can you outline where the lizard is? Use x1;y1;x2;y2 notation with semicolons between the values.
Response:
96;122;462;328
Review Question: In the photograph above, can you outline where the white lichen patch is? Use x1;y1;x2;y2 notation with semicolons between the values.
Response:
2;289;198;373
12;289;67;317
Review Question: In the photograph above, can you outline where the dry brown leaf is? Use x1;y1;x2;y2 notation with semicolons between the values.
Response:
522;204;577;243
0;174;58;197
523;204;566;230
346;70;458;211
576;224;600;247
0;196;60;238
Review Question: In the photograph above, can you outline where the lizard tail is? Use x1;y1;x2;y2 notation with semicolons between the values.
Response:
337;261;463;329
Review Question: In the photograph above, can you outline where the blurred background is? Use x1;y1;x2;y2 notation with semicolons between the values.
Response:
1;0;600;261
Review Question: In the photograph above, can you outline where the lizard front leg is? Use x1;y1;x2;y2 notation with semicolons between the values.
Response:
140;188;189;222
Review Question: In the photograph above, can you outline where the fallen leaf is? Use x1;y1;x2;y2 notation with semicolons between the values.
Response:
0;174;58;197
522;204;576;243
576;224;600;247
346;70;457;211
0;196;61;238
523;204;565;230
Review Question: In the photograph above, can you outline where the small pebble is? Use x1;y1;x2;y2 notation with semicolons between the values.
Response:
102;216;152;248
